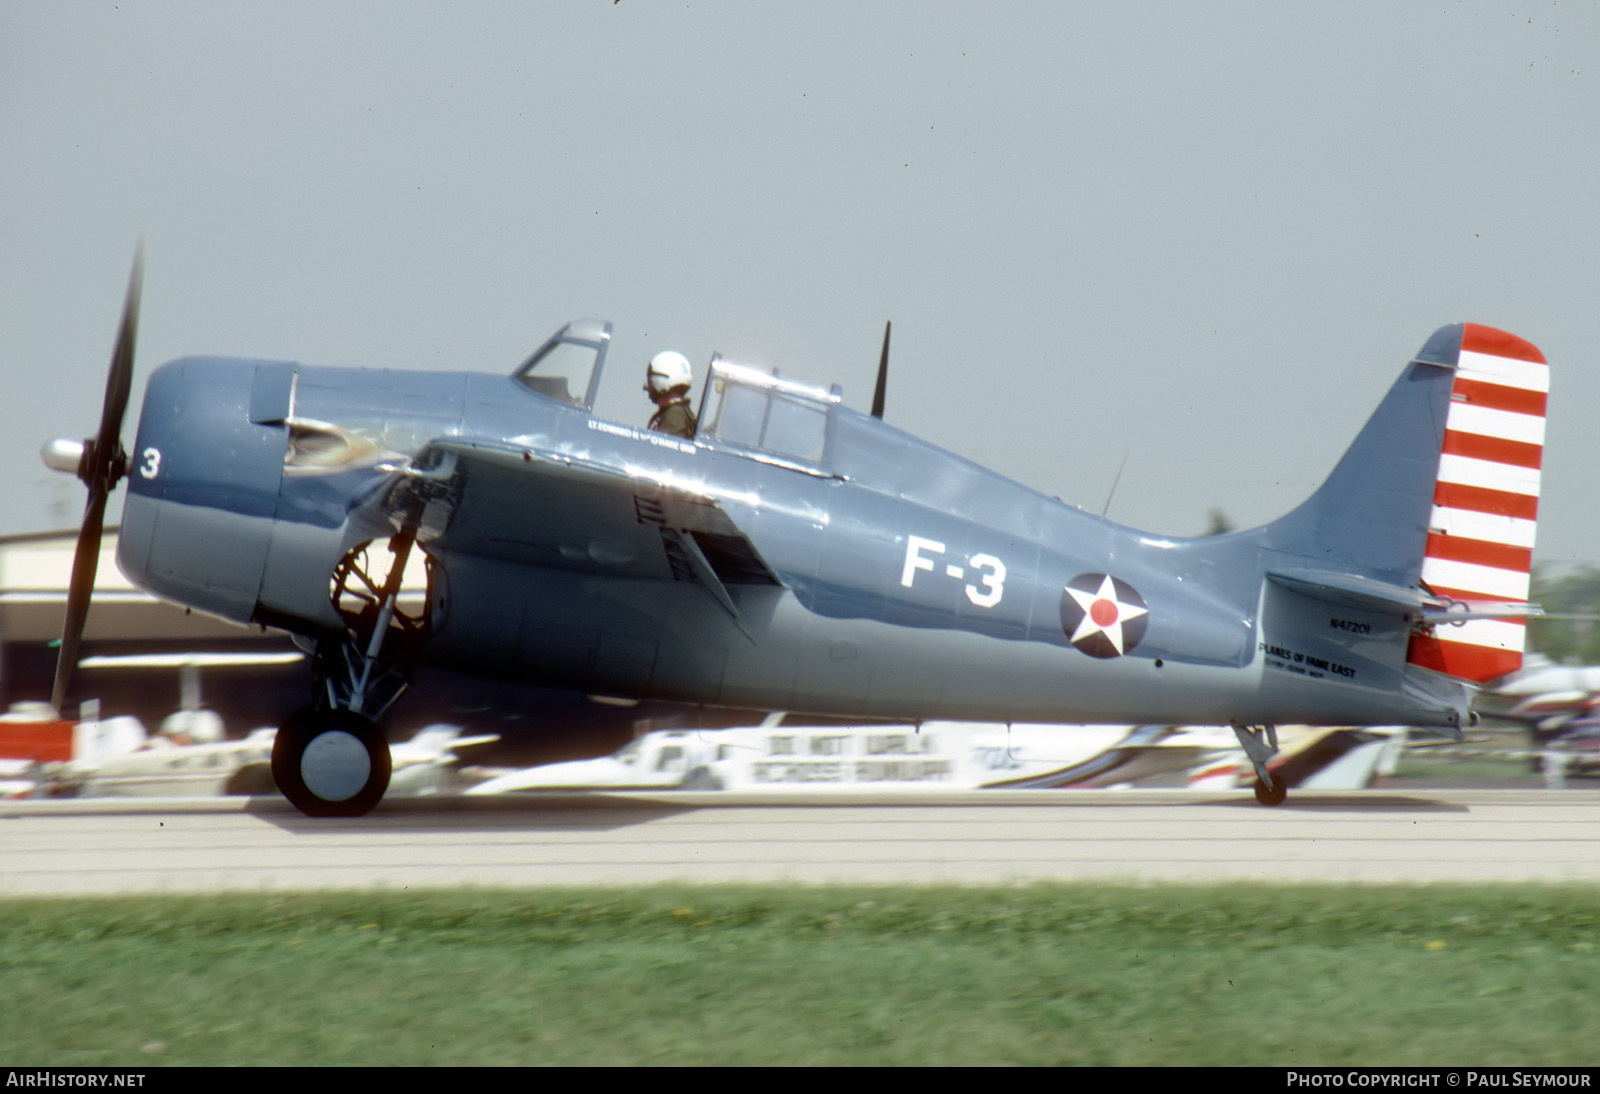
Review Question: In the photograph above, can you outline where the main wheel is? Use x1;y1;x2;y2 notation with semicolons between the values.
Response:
1253;776;1288;807
271;707;392;817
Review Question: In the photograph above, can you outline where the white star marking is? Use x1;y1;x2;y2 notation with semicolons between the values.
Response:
1064;575;1149;655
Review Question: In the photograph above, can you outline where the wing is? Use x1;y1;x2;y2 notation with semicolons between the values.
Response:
349;438;780;633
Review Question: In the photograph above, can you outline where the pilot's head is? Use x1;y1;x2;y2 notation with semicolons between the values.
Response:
645;351;693;403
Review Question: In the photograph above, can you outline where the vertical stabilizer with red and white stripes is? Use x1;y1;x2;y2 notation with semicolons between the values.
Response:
1406;324;1546;684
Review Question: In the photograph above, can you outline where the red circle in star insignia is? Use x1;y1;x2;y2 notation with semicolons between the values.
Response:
1060;573;1150;659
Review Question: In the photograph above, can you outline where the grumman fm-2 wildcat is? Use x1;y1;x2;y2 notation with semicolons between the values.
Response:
43;253;1549;815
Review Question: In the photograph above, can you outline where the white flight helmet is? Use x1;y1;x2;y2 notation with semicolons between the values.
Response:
645;350;693;397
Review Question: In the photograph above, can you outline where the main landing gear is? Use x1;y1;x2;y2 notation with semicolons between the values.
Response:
272;707;392;818
271;524;430;818
1230;721;1288;807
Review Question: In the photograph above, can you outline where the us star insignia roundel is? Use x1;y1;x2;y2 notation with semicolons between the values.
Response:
1060;573;1149;658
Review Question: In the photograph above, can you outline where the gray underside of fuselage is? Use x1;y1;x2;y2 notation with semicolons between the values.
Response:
429;553;1468;729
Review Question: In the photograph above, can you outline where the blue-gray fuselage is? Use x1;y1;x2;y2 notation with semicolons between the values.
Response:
113;325;1474;733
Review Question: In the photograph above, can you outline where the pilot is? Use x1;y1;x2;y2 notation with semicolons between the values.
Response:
645;350;697;438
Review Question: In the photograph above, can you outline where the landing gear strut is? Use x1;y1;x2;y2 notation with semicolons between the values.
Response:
1230;721;1288;807
272;521;429;817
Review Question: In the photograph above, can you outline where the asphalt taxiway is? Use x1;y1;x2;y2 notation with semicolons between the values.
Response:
4;789;1599;895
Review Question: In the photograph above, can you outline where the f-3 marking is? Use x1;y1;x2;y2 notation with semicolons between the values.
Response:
900;535;1006;608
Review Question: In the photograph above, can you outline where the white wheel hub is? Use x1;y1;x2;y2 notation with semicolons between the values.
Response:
300;729;372;802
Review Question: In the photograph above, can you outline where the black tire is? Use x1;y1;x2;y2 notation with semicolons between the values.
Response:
271;707;391;817
1253;776;1288;807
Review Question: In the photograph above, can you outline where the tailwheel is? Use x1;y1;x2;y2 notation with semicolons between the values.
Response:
1230;721;1287;807
271;707;392;817
1252;776;1288;807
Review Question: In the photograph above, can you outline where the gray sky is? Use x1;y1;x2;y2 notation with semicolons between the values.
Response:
4;2;1597;570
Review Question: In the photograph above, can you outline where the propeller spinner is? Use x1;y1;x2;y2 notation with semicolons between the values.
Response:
42;247;142;714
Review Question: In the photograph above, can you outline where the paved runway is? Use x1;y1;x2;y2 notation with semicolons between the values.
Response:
4;789;1600;895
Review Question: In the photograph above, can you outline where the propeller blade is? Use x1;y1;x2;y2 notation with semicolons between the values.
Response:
52;487;109;714
93;245;142;490
871;320;890;420
51;247;143;714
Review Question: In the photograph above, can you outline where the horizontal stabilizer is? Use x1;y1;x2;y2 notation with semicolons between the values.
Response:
1267;570;1544;625
1266;568;1434;616
1418;601;1543;623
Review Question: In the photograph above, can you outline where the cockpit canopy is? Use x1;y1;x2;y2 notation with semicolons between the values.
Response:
513;319;842;471
698;358;840;468
513;318;611;410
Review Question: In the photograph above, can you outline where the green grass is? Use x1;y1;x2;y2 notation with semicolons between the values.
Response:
3;884;1599;1066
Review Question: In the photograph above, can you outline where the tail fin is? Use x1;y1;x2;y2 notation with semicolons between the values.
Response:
1262;323;1546;685
1406;324;1546;682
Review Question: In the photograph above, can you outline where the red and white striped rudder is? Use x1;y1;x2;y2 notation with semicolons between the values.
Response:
1407;324;1546;684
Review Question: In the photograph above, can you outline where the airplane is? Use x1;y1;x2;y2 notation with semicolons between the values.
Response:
464;717;1193;794
41;250;1550;815
461;717;1405;796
